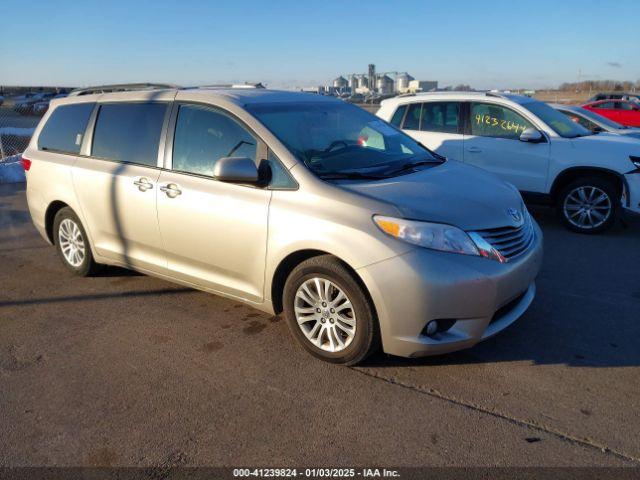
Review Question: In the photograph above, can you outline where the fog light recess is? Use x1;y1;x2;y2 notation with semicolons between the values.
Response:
421;319;456;337
424;320;438;337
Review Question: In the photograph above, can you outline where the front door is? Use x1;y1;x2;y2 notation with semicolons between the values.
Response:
615;101;640;127
590;102;620;123
462;102;550;193
156;103;271;302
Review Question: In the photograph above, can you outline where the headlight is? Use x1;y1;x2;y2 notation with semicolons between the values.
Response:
373;215;479;256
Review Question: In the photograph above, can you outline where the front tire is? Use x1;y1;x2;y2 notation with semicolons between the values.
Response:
558;177;618;234
53;207;101;276
283;255;379;365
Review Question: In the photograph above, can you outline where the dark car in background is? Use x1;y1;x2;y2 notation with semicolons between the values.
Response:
14;92;58;115
32;93;68;116
588;92;640;104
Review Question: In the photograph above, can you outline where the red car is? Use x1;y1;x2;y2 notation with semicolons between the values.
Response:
581;99;640;127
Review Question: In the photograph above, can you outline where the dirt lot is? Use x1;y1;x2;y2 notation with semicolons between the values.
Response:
1;183;640;468
533;90;592;105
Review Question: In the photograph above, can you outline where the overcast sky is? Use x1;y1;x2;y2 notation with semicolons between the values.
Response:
1;0;638;89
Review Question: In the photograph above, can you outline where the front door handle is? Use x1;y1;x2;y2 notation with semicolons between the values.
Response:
160;183;182;198
467;146;482;153
133;177;154;192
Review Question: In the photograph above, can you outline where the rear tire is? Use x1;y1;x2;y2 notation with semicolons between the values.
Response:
557;177;618;234
283;255;379;365
53;207;101;276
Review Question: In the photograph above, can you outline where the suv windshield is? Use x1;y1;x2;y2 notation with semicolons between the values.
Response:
246;101;439;178
523;101;592;138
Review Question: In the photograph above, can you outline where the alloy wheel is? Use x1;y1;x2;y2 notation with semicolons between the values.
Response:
563;186;612;230
294;277;356;353
58;218;86;267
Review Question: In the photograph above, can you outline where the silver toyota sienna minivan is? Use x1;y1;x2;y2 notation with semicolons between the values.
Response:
23;86;543;365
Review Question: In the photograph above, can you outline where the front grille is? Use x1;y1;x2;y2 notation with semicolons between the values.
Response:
475;215;535;260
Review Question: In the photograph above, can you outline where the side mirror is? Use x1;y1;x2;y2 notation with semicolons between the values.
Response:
519;128;544;143
213;157;259;184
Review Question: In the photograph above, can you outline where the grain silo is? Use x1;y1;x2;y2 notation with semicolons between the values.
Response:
395;72;415;93
376;75;394;95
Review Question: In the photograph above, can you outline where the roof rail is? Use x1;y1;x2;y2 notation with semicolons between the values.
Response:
396;92;416;98
68;83;179;96
196;82;266;90
484;91;508;99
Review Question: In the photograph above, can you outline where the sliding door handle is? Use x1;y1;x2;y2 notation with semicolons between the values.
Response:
160;183;182;198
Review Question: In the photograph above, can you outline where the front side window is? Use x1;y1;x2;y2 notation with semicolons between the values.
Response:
618;102;637;111
420;102;460;133
470;103;534;140
92;103;167;166
265;150;296;189
247;101;437;178
172;105;257;177
595;102;615;109
38;103;95;154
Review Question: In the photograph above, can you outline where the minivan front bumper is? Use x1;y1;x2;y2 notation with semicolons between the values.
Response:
357;221;543;358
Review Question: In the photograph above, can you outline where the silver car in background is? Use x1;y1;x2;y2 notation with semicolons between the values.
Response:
23;87;543;365
552;103;640;140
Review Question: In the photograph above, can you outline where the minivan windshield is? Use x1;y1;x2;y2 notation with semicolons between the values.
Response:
523;101;593;138
247;101;440;179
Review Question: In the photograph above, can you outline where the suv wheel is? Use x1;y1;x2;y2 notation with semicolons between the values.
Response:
283;255;379;365
558;177;618;234
53;207;101;276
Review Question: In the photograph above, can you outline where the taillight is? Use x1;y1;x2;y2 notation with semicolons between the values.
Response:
21;156;32;171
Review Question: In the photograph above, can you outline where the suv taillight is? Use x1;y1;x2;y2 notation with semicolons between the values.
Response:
21;156;32;171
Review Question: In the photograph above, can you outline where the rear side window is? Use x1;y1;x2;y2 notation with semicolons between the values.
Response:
403;103;422;130
420;102;460;134
172;104;257;177
595;102;615;109
37;103;95;154
92;103;167;166
389;105;407;127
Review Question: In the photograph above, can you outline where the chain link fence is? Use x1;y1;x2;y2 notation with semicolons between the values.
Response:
0;89;53;183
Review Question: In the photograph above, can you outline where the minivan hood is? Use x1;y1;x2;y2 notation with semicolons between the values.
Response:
338;160;525;231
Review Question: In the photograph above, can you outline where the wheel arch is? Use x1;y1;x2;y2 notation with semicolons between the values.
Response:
270;249;375;317
549;167;625;206
44;200;71;244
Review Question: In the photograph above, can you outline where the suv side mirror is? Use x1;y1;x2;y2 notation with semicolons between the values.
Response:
519;128;544;143
213;157;259;184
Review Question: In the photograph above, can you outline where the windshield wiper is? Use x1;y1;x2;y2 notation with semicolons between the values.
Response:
317;171;389;180
384;159;443;176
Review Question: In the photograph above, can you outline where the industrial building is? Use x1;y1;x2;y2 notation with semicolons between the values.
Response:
325;64;438;97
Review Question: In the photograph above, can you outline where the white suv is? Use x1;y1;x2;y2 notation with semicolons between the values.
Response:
377;92;640;233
